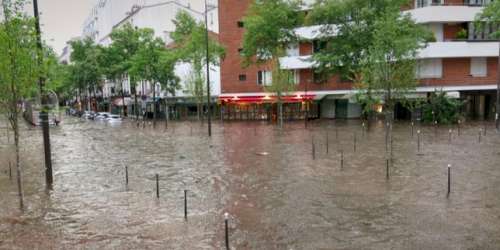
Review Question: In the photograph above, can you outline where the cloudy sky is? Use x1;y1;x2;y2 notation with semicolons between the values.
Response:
38;0;95;55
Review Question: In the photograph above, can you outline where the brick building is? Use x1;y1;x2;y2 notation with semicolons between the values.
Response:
218;0;499;121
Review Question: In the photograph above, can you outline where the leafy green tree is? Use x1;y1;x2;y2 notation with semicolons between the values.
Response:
360;9;431;121
422;92;464;124
475;1;500;39
129;29;178;127
69;38;103;112
307;0;416;81
171;11;225;120
265;57;296;128
241;0;303;127
101;24;151;117
0;0;39;210
241;0;304;66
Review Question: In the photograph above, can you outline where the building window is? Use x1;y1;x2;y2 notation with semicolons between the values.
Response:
313;71;327;84
286;43;299;57
237;21;244;28
470;57;487;77
416;0;443;8
417;58;442;78
290;70;300;84
313;40;327;53
239;74;247;82
257;71;272;86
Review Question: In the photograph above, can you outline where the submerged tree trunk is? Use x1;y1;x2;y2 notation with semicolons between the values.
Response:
13;119;23;210
278;95;283;129
164;99;169;129
121;76;127;117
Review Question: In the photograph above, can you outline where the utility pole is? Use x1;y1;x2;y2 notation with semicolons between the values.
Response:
205;0;212;137
33;0;53;188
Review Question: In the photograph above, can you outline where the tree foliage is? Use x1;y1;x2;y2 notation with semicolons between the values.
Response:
475;1;500;39
241;0;304;66
308;0;432;80
422;92;464;124
171;11;225;118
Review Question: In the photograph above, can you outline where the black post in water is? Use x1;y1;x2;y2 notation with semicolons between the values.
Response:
326;132;329;154
362;122;365;137
484;123;487;136
417;130;421;153
386;159;390;179
125;166;129;185
340;150;344;169
447;164;451;197
155;174;160;199
353;133;357;153
434;121;438;139
184;190;188;221
478;130;482;143
448;129;452;144
411;122;414;138
312;138;316;160
9;161;12;180
457;120;461;136
224;212;230;250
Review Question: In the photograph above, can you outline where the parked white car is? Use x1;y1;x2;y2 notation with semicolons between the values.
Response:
106;115;123;123
94;112;111;121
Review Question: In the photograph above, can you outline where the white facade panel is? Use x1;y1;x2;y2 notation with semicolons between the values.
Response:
404;6;484;24
470;57;487;77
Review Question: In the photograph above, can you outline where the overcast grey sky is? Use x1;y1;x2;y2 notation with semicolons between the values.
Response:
38;0;95;55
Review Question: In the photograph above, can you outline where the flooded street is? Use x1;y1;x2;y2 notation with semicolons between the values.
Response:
1;117;500;249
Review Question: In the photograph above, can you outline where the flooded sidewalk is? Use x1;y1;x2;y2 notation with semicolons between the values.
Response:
0;118;499;249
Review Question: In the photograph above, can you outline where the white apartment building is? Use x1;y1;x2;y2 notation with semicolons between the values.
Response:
81;0;220;107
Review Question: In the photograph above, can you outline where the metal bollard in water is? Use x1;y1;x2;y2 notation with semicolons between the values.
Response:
225;212;230;250
312;137;316;160
386;159;390;179
447;164;451;197
417;130;421;153
353;133;357;153
8;161;12;180
326;132;329;154
448;129;452;144
411;122;414;138
156;174;160;199
125;166;129;185
184;190;188;221
340;150;344;169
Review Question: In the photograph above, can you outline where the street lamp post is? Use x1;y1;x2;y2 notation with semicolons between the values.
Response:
33;0;53;188
205;0;212;137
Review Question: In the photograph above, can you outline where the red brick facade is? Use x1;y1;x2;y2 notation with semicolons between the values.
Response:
219;0;499;96
420;58;499;87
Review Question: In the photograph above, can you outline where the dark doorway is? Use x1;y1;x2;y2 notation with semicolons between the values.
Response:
394;102;412;120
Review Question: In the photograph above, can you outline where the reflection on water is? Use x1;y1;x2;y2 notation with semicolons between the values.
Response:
0;117;500;249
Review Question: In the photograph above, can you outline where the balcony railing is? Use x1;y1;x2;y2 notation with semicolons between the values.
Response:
416;0;493;8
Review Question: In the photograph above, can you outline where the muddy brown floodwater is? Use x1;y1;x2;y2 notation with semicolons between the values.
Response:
0;117;500;249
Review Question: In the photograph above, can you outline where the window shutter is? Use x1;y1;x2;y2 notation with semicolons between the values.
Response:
470;57;487;77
